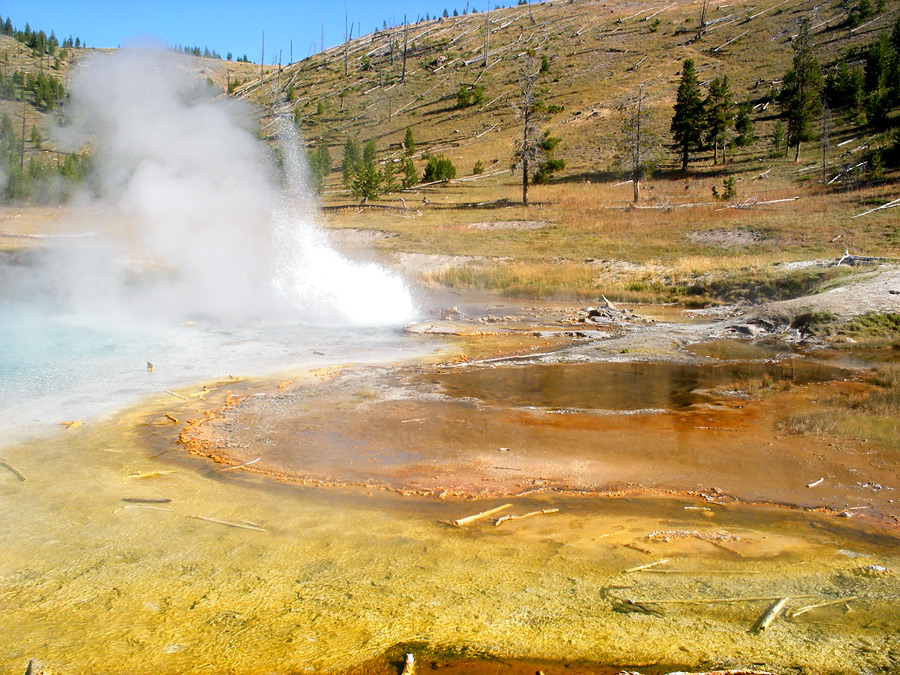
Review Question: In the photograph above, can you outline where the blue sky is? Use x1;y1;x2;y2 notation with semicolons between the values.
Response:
1;0;505;64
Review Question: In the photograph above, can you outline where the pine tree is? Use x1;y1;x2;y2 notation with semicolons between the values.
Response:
342;136;361;185
732;102;756;149
400;157;418;188
670;59;705;171
778;19;823;161
403;127;415;156
705;75;734;164
308;143;332;192
362;138;377;165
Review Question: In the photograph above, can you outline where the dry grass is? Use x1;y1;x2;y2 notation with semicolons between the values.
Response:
778;363;900;448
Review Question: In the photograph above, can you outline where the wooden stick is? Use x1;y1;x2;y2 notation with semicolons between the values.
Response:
0;459;25;482
494;508;559;525
807;477;824;488
753;596;790;631
625;558;669;573
637;594;814;606
641;569;763;574
789;596;857;618
187;514;267;532
217;458;262;472
452;503;512;527
166;390;188;400
123;497;172;504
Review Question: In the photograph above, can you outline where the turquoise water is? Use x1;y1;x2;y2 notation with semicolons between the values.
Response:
0;304;424;443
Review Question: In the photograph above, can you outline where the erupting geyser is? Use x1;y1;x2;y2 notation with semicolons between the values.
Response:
48;45;417;326
0;45;419;441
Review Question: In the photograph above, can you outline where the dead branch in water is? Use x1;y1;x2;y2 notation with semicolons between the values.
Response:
624;558;670;573
642;569;762;574
188;514;268;533
0;459;26;481
789;596;857;618
122;497;172;504
634;594;813;606
216;458;262;472
494;508;559;525
401;653;416;675
451;503;512;527
753;596;790;631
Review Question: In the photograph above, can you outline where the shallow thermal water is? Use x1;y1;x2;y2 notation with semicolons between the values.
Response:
1;307;899;674
429;359;854;412
2;411;899;675
0;306;426;444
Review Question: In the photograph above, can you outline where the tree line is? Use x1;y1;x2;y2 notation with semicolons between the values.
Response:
1;14;83;55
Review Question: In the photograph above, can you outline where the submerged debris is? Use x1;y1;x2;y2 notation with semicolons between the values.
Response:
494;508;559;526
0;459;26;482
753;596;790;632
612;598;665;616
451;503;512;527
647;530;739;543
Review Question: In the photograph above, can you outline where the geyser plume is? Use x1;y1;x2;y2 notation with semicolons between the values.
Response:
49;47;416;325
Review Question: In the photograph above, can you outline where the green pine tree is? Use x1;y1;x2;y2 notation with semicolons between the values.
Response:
778;19;823;161
342;136;361;186
670;59;705;171
705;75;734;164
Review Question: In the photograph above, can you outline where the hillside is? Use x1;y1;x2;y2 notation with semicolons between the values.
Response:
224;0;900;303
241;0;892;175
5;0;900;304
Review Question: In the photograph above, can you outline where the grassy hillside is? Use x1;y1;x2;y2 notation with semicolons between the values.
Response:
229;0;900;303
5;0;900;304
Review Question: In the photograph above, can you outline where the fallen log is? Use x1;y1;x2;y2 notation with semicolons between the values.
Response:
451;503;512;527
753;596;790;632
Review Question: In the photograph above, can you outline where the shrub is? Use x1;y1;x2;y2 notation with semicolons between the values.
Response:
423;154;456;182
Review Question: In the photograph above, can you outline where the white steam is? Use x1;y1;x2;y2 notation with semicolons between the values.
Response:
47;46;416;326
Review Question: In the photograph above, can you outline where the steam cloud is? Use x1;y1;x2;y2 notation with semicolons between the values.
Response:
41;46;417;326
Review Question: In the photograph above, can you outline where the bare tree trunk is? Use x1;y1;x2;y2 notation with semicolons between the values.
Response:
484;14;490;67
522;105;530;206
401;18;408;83
21;96;26;171
697;0;709;39
344;10;349;76
522;153;529;206
260;32;264;81
633;87;643;203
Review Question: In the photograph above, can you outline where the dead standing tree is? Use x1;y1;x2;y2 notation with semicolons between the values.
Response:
512;54;544;207
615;85;659;203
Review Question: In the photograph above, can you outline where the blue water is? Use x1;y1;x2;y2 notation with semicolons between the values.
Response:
0;305;425;444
